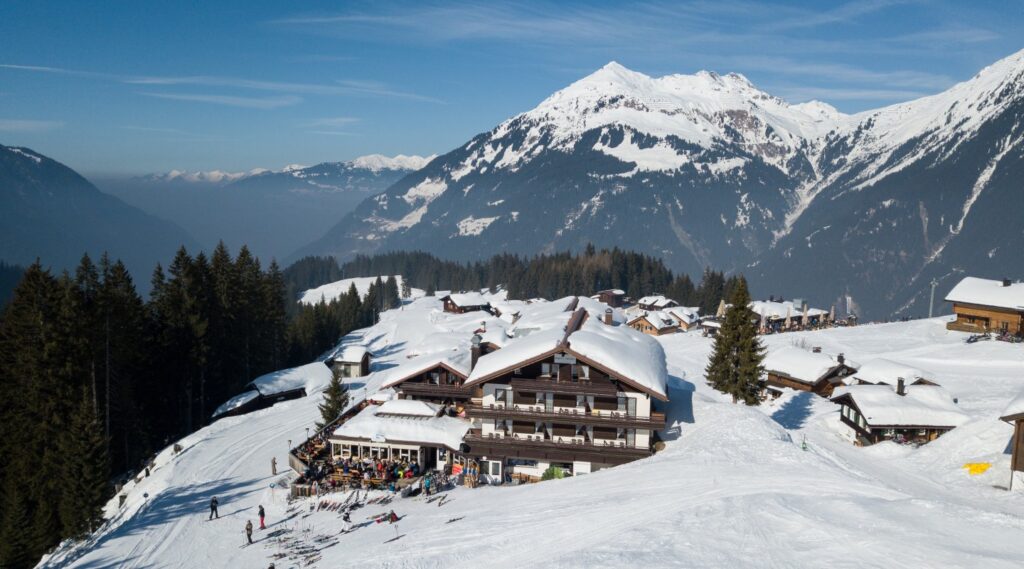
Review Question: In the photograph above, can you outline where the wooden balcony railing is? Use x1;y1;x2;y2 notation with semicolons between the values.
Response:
464;429;650;457
398;382;473;398
465;404;666;429
510;377;619;396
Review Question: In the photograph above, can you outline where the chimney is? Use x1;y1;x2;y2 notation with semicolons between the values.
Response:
896;378;906;396
837;353;845;365
470;334;482;370
1002;278;1012;287
604;308;613;325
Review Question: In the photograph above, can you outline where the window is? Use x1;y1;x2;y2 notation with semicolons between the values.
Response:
541;363;551;376
429;371;440;384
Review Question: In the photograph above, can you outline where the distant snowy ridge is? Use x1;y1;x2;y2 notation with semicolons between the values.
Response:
140;154;434;185
349;153;437;172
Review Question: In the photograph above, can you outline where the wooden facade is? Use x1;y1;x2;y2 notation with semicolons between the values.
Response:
627;314;679;336
328;352;371;380
441;295;491;314
595;289;626;308
946;302;1024;335
764;363;856;397
832;393;957;446
1000;408;1024;479
390;362;477;404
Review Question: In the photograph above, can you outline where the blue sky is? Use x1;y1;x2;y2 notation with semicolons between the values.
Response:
1;0;1021;176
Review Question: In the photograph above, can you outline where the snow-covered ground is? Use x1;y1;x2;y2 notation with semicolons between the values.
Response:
38;296;1024;568
298;276;424;305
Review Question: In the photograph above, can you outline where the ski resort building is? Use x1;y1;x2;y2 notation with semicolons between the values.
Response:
830;381;967;446
762;346;857;397
459;308;669;481
441;292;492;314
945;277;1024;336
327;345;372;380
666;306;701;331
749;299;829;332
627;311;679;336
327;399;470;470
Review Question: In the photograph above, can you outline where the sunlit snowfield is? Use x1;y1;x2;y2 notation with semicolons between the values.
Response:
40;295;1024;569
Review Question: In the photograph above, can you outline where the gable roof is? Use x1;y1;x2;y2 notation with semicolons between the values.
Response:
945;276;1024;311
852;358;933;385
444;292;491;307
636;295;677;308
380;350;471;389
330;400;470;450
628;311;677;331
334;345;369;363
763;346;854;385
832;384;968;428
466;309;669;400
666;306;700;325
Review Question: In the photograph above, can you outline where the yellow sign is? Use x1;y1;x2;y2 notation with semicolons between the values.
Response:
962;462;991;476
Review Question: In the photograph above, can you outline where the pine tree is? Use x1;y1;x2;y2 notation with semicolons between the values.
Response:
705;277;764;405
316;374;349;430
59;387;109;537
0;478;33;569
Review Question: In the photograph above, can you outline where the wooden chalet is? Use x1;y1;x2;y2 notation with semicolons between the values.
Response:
666;306;701;332
327;345;371;380
458;308;669;481
381;347;476;405
636;295;678;312
1000;392;1024;490
626;311;679;336
945;277;1024;336
593;289;626;308
762;346;857;397
441;292;492;314
831;379;967;446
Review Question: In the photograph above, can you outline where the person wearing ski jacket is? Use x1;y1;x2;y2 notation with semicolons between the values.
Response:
388;510;399;524
258;505;266;529
245;520;253;544
342;511;351;533
209;496;219;520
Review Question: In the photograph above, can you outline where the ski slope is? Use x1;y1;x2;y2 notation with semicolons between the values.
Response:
298;276;424;306
39;297;1024;568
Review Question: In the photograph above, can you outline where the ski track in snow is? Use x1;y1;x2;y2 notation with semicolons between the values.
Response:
37;299;1024;569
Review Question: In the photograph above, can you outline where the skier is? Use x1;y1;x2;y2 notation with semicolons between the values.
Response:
245;520;253;544
387;510;399;524
342;511;351;533
271;457;277;476
209;496;219;520
258;505;266;529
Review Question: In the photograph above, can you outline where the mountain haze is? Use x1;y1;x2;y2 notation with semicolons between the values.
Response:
102;154;434;263
296;51;1024;318
0;143;196;279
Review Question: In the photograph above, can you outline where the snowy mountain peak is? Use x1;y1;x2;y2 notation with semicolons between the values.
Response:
348;154;436;173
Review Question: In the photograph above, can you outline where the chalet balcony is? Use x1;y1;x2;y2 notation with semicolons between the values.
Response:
397;382;474;398
465;403;665;430
510;376;619;397
464;429;650;459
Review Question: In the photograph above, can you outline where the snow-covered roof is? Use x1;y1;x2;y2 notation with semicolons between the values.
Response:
467;312;669;400
595;288;625;295
702;319;722;328
628;311;677;331
567;319;669;400
467;327;566;384
832;384;968;428
445;292;491;307
1001;391;1024;421
763;346;851;384
249;362;332;395
509;297;577;336
330;400;470;450
334;345;369;363
367;388;397;403
575;295;625;324
749;300;827;320
381;350;471;389
637;295;676;308
666;306;700;325
945;276;1024;311
853;358;933;385
212;390;259;418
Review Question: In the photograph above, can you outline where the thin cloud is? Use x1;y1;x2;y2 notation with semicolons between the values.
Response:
139;92;302;109
773;85;928;102
2;63;441;104
0;118;64;132
304;117;360;127
726;56;953;90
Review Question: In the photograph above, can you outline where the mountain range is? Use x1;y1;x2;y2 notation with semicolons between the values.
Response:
295;50;1024;319
100;154;434;262
0;143;196;282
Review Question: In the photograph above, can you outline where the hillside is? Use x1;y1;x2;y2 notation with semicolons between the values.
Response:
0;144;196;279
101;155;434;263
296;50;1024;319
38;297;1024;568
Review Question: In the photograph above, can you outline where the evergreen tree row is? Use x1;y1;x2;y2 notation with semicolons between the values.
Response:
293;246;750;311
0;243;289;568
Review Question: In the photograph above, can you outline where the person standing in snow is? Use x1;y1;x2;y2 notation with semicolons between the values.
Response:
271;457;277;476
209;496;219;520
245;520;253;544
258;505;266;529
342;511;351;533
